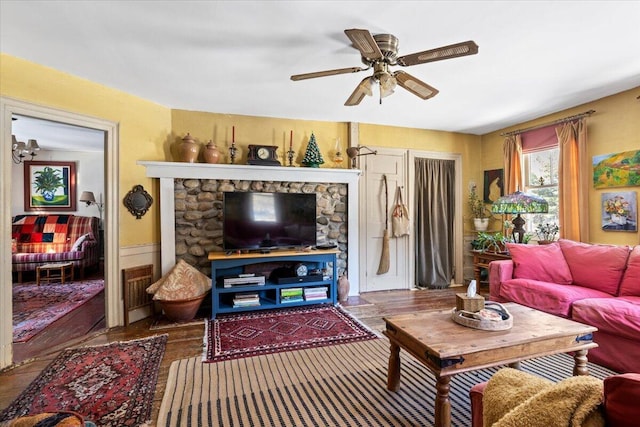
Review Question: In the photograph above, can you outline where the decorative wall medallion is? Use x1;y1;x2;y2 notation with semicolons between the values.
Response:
124;185;153;219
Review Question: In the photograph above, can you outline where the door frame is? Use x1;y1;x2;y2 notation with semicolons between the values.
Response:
408;150;463;287
0;96;119;368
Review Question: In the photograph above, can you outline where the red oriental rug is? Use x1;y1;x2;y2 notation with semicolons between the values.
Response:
12;279;104;343
0;334;167;427
204;304;377;362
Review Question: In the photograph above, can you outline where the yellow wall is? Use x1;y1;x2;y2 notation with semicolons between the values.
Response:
1;54;171;246
170;110;349;167
2;54;483;247
7;53;635;247
481;87;640;245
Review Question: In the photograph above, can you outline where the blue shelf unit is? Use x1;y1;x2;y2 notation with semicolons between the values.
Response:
209;250;338;318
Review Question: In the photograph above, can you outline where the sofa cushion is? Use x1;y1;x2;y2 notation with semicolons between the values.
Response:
604;374;640;427
500;278;612;317
571;296;640;342
71;233;91;252
559;239;630;295
505;242;573;285
147;259;211;301
619;245;640;297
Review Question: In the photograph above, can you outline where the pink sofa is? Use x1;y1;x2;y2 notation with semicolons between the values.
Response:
489;239;640;373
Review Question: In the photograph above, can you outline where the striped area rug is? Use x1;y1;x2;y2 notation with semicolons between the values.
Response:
158;338;616;427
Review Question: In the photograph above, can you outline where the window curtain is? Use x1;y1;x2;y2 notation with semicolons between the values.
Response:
503;134;523;193
414;158;455;289
556;119;589;242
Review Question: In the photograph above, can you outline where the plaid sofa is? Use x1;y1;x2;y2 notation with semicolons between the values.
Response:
11;214;100;282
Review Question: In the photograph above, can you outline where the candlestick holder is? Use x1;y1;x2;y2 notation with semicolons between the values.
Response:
287;148;295;167
229;143;238;164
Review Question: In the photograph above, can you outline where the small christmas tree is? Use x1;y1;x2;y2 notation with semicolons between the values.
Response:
302;132;325;167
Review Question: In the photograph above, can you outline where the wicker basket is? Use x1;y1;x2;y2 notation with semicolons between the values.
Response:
451;302;513;331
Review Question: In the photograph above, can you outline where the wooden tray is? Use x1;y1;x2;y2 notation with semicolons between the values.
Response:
451;302;513;331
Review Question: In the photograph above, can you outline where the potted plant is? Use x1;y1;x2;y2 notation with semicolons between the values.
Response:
473;231;508;253
468;184;489;231
535;222;559;244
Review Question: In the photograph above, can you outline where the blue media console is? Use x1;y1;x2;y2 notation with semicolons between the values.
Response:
208;250;338;318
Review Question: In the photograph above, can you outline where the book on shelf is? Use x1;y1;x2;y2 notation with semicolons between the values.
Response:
281;296;304;303
281;287;303;298
233;292;260;307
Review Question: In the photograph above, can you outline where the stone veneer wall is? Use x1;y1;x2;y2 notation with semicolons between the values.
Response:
174;179;348;276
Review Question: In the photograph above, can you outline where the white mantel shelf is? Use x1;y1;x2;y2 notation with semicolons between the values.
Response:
138;161;362;295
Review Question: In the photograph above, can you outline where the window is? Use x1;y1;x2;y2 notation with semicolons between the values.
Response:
524;147;559;236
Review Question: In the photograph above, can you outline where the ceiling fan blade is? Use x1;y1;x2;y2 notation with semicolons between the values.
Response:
397;40;479;67
394;71;439;100
345;77;374;106
344;28;383;61
291;66;366;81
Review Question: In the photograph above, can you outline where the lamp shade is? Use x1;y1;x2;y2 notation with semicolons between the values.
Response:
491;191;549;214
79;191;96;203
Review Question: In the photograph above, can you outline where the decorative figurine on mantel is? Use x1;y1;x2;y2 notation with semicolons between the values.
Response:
229;126;237;164
287;130;295;166
301;132;324;168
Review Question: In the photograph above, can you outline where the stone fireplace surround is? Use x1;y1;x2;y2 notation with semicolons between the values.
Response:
139;161;361;294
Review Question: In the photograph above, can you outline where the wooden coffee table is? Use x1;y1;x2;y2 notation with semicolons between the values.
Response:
383;302;597;427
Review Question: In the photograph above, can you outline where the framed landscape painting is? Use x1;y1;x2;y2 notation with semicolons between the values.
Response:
24;161;77;211
601;191;637;232
593;149;640;188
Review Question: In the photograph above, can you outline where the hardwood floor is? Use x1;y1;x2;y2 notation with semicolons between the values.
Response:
0;286;470;424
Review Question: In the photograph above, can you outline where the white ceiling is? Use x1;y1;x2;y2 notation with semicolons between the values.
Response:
3;1;640;152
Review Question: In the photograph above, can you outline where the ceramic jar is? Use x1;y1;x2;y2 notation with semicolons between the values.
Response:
179;133;199;163
338;274;350;302
203;140;220;164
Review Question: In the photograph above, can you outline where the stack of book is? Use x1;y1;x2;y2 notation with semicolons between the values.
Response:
304;286;328;301
233;292;260;308
281;287;304;303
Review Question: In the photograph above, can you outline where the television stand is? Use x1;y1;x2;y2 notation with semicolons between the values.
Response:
208;250;339;318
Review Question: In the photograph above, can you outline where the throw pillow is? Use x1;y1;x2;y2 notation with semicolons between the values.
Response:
506;242;573;285
70;233;90;252
559;239;630;295
147;259;212;301
618;245;640;297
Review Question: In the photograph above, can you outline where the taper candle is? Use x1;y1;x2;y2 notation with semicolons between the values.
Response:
289;130;293;149
232;126;235;143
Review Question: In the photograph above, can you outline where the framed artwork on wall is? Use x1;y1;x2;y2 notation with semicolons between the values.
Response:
601;191;637;232
24;161;77;211
484;169;504;203
593;149;640;188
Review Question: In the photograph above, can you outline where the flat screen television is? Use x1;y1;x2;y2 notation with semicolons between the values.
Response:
222;192;317;250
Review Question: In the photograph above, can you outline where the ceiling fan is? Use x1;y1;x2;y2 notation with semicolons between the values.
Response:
291;28;478;106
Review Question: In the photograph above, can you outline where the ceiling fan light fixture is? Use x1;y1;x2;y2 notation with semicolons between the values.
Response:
378;73;397;98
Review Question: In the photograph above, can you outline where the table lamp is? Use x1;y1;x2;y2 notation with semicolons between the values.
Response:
491;191;549;243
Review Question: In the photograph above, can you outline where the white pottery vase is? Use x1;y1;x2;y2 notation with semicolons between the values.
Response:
338;274;350;302
611;213;627;225
473;218;489;231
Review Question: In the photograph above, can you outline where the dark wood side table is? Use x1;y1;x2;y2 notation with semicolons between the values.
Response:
472;250;511;287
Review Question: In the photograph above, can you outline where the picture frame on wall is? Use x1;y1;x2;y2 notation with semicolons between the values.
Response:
601;191;637;232
593;149;640;189
24;161;77;212
484;169;504;203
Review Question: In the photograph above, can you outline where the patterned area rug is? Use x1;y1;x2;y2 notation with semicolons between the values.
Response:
204;304;377;362
12;279;105;343
0;335;167;427
160;338;617;427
